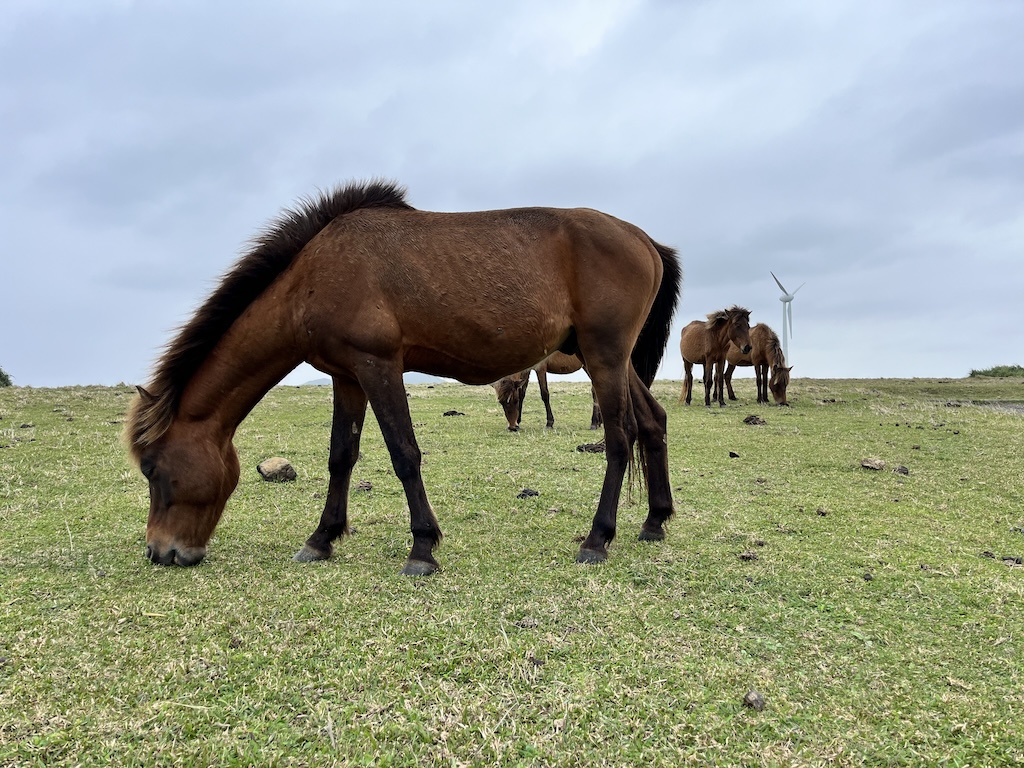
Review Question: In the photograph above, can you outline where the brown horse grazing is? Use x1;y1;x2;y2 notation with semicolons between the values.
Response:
492;351;602;431
125;180;681;575
723;323;792;405
679;306;752;407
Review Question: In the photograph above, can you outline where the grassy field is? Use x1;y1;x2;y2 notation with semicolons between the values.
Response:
1;376;1022;766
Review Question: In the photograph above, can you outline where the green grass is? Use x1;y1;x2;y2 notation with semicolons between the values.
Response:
2;377;1023;766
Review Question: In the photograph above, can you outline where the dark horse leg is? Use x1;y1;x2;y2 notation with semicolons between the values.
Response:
713;359;727;407
516;374;530;429
702;362;714;407
681;361;694;405
755;363;768;404
577;361;637;563
589;385;603;430
724;363;738;401
629;369;674;542
294;377;368;562
536;367;555;428
358;360;443;576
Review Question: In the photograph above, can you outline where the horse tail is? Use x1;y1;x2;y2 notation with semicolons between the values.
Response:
632;239;682;387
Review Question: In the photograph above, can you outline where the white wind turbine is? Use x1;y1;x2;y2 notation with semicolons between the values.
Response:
771;272;804;364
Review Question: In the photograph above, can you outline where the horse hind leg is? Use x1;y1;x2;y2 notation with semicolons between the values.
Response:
295;377;368;562
577;360;637;564
629;370;674;543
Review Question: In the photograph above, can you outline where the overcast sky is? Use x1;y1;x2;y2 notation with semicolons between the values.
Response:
3;1;1022;388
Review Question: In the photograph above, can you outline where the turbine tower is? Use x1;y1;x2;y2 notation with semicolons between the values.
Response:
771;272;803;364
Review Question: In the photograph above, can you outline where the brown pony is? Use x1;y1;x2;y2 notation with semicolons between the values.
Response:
723;322;792;405
125;180;681;575
492;351;602;431
679;306;752;407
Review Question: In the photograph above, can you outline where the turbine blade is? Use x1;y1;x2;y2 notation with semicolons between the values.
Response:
792;282;806;296
771;271;789;294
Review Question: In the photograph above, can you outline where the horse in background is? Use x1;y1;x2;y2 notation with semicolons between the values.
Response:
125;179;681;575
723;322;792;405
679;306;752;407
492;351;602;431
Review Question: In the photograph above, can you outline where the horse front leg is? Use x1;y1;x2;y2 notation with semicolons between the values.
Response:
537;367;555;428
756;364;767;404
577;365;635;563
358;360;442;576
713;358;727;407
702;363;714;407
294;377;367;562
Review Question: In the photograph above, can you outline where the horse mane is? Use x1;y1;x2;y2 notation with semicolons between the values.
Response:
766;333;786;368
705;305;749;329
125;179;413;461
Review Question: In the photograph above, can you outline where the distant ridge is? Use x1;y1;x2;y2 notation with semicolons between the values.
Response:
300;373;449;386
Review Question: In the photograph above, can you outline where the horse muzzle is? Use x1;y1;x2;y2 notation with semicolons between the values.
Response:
145;542;207;567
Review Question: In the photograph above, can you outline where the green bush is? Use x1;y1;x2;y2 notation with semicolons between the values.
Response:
969;364;1024;378
0;366;11;387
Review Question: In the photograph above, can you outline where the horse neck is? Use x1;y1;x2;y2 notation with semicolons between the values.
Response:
176;296;305;436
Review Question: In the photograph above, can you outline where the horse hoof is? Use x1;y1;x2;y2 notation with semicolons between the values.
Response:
638;528;666;542
401;559;439;577
576;547;608;564
293;544;330;563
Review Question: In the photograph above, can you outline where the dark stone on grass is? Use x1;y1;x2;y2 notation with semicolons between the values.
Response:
1002;556;1023;565
743;690;766;710
729;451;740;458
893;465;910;475
576;442;605;453
355;479;373;491
257;457;297;482
442;410;465;417
739;550;758;561
861;458;885;471
743;415;766;425
517;488;539;499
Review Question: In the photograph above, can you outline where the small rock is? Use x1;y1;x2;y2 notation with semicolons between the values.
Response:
981;551;996;559
743;690;766;710
861;458;885;471
1002;556;1023;565
738;550;758;561
355;479;373;492
863;572;874;581
729;451;740;458
517;488;539;499
576;442;605;453
257;457;297;482
893;466;910;476
816;507;828;516
743;415;765;425
442;410;465;417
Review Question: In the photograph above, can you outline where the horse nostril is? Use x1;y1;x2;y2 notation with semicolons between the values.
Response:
145;545;154;561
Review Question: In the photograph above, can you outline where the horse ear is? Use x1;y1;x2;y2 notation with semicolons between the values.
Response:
136;385;157;404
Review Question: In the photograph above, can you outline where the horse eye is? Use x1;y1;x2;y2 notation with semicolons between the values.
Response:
140;459;156;479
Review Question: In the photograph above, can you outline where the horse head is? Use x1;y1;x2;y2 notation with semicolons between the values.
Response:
136;414;240;566
492;371;530;431
770;365;793;406
725;306;752;355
